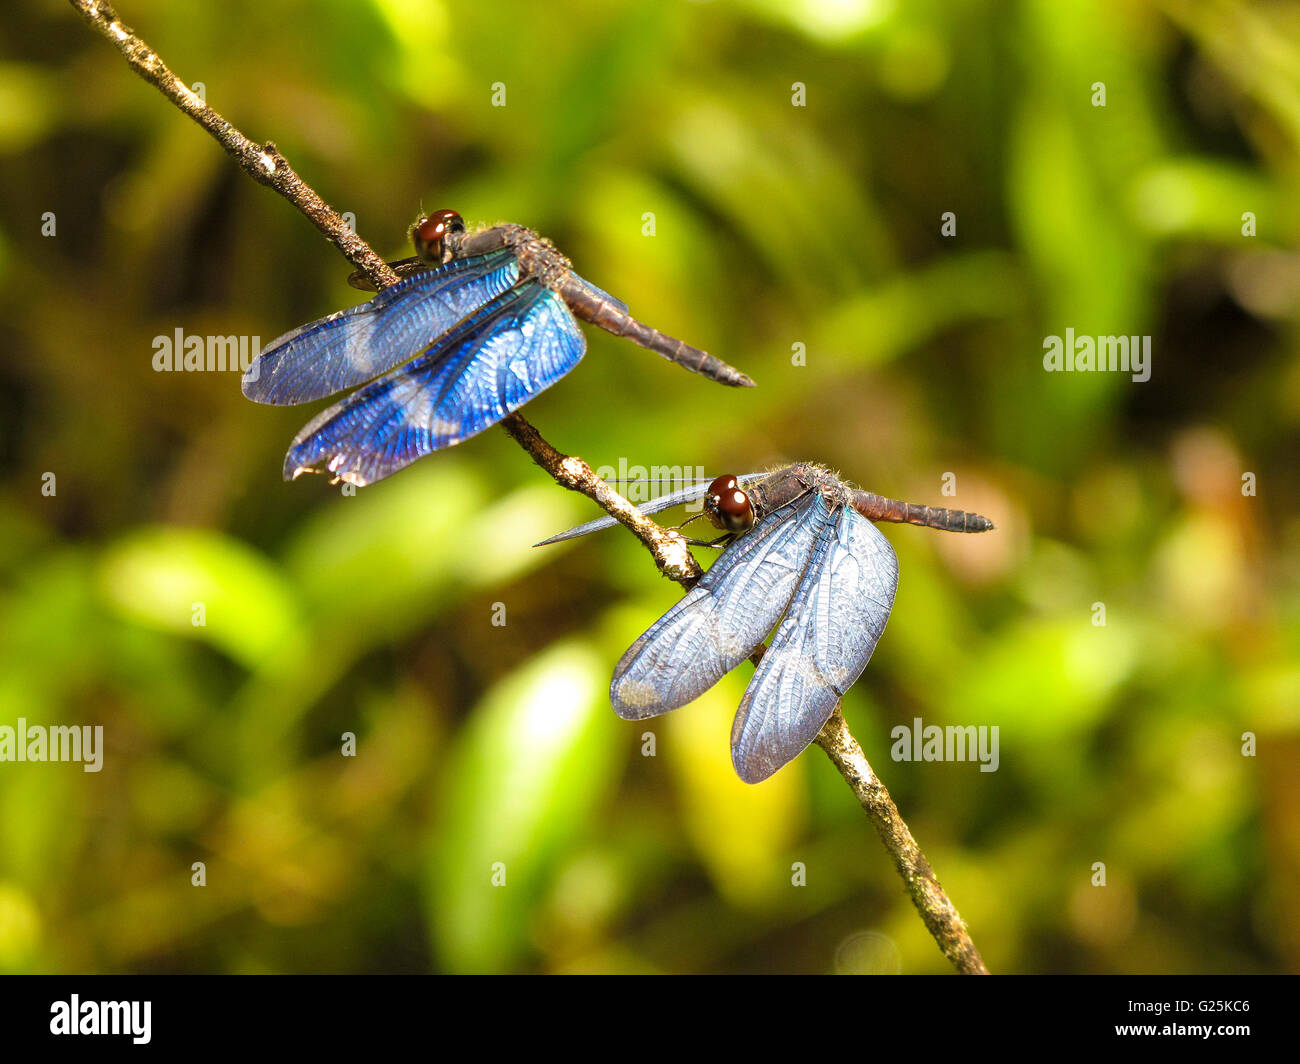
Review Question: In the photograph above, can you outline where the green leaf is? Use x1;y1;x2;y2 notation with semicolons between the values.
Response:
425;642;619;972
97;527;304;669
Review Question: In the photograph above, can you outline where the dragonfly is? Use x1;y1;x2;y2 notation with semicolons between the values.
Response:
538;463;995;783
242;210;754;486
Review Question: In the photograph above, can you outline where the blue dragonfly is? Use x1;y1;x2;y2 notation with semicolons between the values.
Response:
243;210;753;486
539;464;994;782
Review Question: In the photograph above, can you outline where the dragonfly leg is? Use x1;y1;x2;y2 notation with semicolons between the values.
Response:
671;511;708;533
681;533;734;549
346;257;432;291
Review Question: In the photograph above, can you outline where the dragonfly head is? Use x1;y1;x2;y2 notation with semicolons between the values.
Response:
704;474;756;534
410;209;467;264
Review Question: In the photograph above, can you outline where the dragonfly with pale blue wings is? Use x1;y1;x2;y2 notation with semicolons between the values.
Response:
539;464;995;783
242;210;754;486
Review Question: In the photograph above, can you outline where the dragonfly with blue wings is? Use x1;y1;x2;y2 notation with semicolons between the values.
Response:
539;463;995;783
242;210;754;486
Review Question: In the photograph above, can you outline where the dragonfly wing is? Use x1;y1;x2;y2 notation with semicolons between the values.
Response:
731;502;898;783
566;273;629;314
243;249;519;405
610;487;828;720
535;472;771;546
283;281;584;485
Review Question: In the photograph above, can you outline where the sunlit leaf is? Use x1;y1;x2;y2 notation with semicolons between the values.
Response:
667;676;806;908
425;642;619;972
97;527;304;669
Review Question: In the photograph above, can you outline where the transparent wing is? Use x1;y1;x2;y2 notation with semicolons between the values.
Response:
243;249;519;405
609;488;829;720
283;281;584;485
567;273;628;314
731;502;898;783
535;473;769;547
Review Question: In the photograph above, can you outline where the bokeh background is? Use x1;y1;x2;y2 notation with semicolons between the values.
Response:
0;0;1297;974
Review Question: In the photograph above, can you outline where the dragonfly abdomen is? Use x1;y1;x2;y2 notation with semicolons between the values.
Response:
562;284;754;388
851;492;994;533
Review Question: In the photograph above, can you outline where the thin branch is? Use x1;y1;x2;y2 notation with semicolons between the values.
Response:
500;415;701;585
69;0;396;291
70;0;988;974
815;710;989;974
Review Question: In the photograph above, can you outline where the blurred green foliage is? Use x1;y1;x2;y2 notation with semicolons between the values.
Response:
0;0;1297;973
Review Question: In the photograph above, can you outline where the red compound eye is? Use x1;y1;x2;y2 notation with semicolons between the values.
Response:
705;474;754;533
411;209;465;264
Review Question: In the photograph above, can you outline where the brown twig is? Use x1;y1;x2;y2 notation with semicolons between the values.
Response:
815;710;989;973
69;0;988;974
68;0;396;291
500;415;701;585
